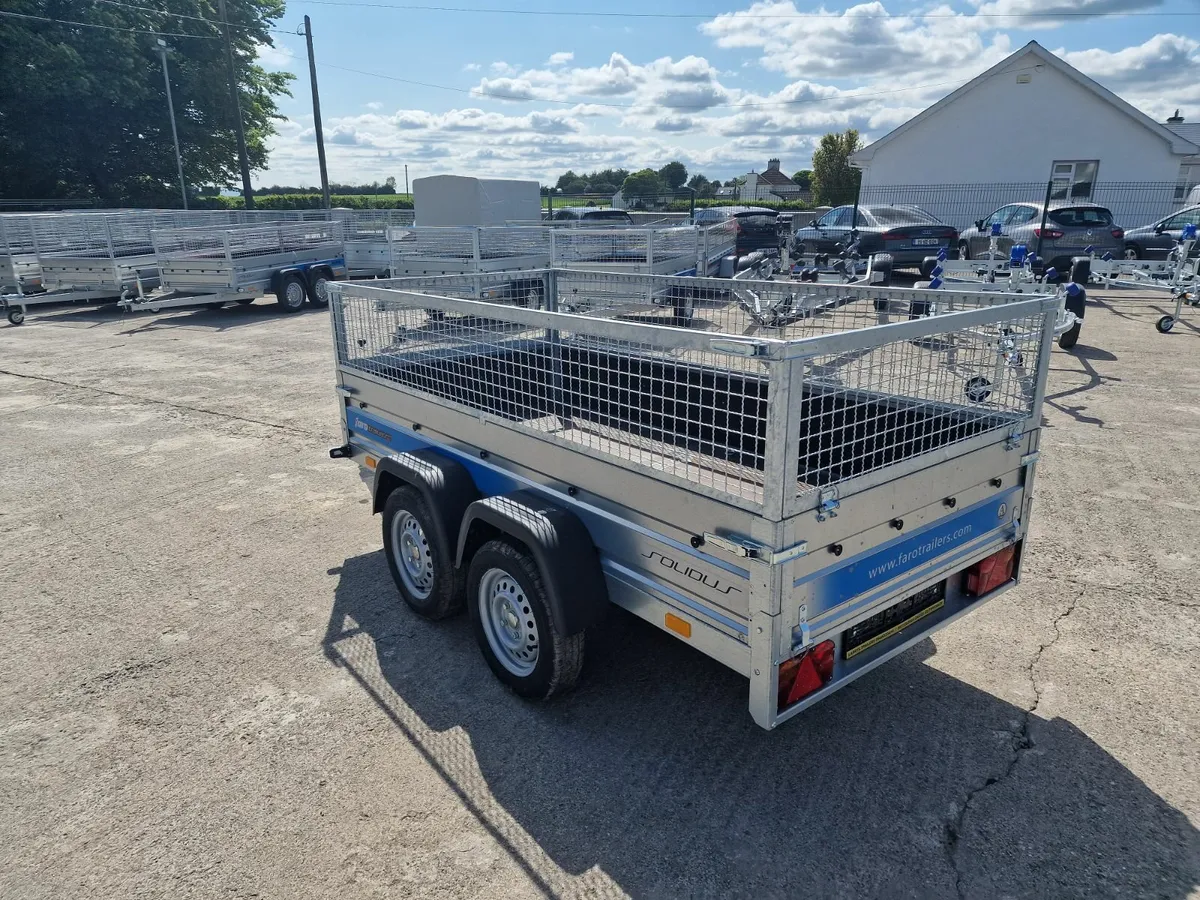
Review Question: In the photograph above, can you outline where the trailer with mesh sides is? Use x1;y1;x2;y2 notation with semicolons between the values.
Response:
327;268;1058;729
335;208;416;277
121;221;347;314
0;215;42;302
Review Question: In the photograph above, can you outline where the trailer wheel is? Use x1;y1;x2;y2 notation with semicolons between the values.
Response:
1069;257;1091;286
6;308;24;326
1058;287;1086;350
276;274;306;313
307;271;331;307
1156;315;1176;334
381;486;463;620
956;241;969;261
467;538;584;699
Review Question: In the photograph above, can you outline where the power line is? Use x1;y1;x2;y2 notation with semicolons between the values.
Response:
0;8;223;37
292;0;1200;18
314;57;1042;111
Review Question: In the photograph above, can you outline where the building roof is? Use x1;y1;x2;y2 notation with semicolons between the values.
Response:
852;41;1200;165
756;168;796;186
1167;122;1200;155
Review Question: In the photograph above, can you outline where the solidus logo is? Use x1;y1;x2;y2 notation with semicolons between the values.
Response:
642;551;743;595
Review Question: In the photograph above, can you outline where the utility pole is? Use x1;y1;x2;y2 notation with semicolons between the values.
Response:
218;0;254;208
303;15;330;210
404;164;408;197
156;38;188;209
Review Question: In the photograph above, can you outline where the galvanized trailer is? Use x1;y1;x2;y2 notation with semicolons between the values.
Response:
328;268;1058;729
121;221;347;314
386;222;738;280
0;215;42;301
336;209;416;277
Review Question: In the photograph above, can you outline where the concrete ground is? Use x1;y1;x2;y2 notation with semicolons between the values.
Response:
0;289;1197;900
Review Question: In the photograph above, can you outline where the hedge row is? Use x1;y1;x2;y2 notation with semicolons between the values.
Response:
193;194;414;210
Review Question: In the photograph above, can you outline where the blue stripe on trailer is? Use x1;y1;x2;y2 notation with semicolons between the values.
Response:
796;488;1020;613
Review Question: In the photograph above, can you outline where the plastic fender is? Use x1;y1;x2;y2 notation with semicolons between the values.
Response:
372;449;480;549
456;490;608;636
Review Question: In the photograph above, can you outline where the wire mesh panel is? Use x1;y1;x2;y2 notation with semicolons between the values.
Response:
551;227;698;271
335;208;415;239
152;221;345;261
332;278;773;504
790;306;1046;498
0;215;42;291
332;272;1054;510
387;226;552;273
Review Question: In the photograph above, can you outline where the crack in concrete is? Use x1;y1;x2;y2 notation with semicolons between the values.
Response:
943;589;1084;899
0;368;320;437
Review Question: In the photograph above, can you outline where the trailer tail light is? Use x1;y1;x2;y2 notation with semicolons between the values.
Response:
965;545;1016;597
778;639;836;710
1111;228;1125;239
1034;228;1064;239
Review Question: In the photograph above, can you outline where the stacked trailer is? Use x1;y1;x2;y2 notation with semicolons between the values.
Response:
121;221;346;314
0;215;43;303
327;268;1058;729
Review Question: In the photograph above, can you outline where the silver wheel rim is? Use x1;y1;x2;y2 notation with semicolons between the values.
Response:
390;511;434;599
1124;247;1138;260
9;310;23;324
286;281;305;307
478;567;539;677
314;278;329;303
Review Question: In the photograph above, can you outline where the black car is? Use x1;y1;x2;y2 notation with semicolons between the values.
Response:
693;206;779;254
791;204;958;269
1123;205;1200;259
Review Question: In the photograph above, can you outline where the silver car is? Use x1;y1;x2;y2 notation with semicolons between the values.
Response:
961;202;1124;274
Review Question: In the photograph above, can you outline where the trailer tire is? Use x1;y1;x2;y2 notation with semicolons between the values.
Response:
957;240;970;261
6;308;24;326
1069;257;1091;286
919;256;939;280
381;486;464;620
467;538;584;699
1058;286;1086;350
276;274;307;313
307;269;331;307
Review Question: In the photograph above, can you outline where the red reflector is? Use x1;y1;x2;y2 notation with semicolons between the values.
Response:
1111;228;1125;239
778;639;836;710
965;545;1016;597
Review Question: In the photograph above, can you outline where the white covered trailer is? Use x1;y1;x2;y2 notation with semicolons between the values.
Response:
413;175;541;227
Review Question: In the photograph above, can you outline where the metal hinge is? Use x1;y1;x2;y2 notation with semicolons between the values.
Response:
335;384;358;397
702;532;808;565
710;339;769;358
792;604;811;651
1004;428;1024;451
816;486;840;522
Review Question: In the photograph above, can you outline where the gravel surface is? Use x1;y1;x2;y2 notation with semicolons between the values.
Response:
1;290;1197;900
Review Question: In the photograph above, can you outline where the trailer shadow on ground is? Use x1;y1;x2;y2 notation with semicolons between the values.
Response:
323;550;1200;900
13;299;326;334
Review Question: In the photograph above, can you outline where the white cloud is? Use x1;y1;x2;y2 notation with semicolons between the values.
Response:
547;51;574;65
365;101;383;110
972;0;1164;27
1059;33;1200;118
462;62;481;72
255;42;294;69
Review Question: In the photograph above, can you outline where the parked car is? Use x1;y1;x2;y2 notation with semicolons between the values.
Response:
791;204;958;270
1122;205;1200;259
693;206;779;254
961;202;1124;274
551;207;634;225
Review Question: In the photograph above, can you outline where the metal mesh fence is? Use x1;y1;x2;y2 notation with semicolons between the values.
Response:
332;271;1053;505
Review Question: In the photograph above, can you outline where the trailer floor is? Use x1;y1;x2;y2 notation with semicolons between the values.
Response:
1;292;1197;900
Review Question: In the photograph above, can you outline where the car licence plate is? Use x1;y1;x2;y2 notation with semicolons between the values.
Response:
912;238;940;246
843;581;946;659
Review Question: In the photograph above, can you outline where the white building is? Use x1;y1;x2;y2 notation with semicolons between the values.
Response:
740;159;807;203
849;41;1200;225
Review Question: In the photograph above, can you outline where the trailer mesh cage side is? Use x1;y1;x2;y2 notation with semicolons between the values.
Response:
330;270;1053;509
151;220;345;260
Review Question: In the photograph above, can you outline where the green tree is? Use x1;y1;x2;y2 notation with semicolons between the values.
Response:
622;168;666;199
0;0;292;204
810;130;863;206
657;161;688;190
791;169;814;191
384;176;398;194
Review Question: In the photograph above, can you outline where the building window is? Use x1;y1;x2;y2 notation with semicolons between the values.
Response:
1175;163;1199;202
1050;160;1099;201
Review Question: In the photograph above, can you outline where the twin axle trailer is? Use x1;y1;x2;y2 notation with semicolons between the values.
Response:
120;222;346;314
328;268;1057;729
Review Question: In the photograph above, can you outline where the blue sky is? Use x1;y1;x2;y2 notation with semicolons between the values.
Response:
253;0;1200;187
